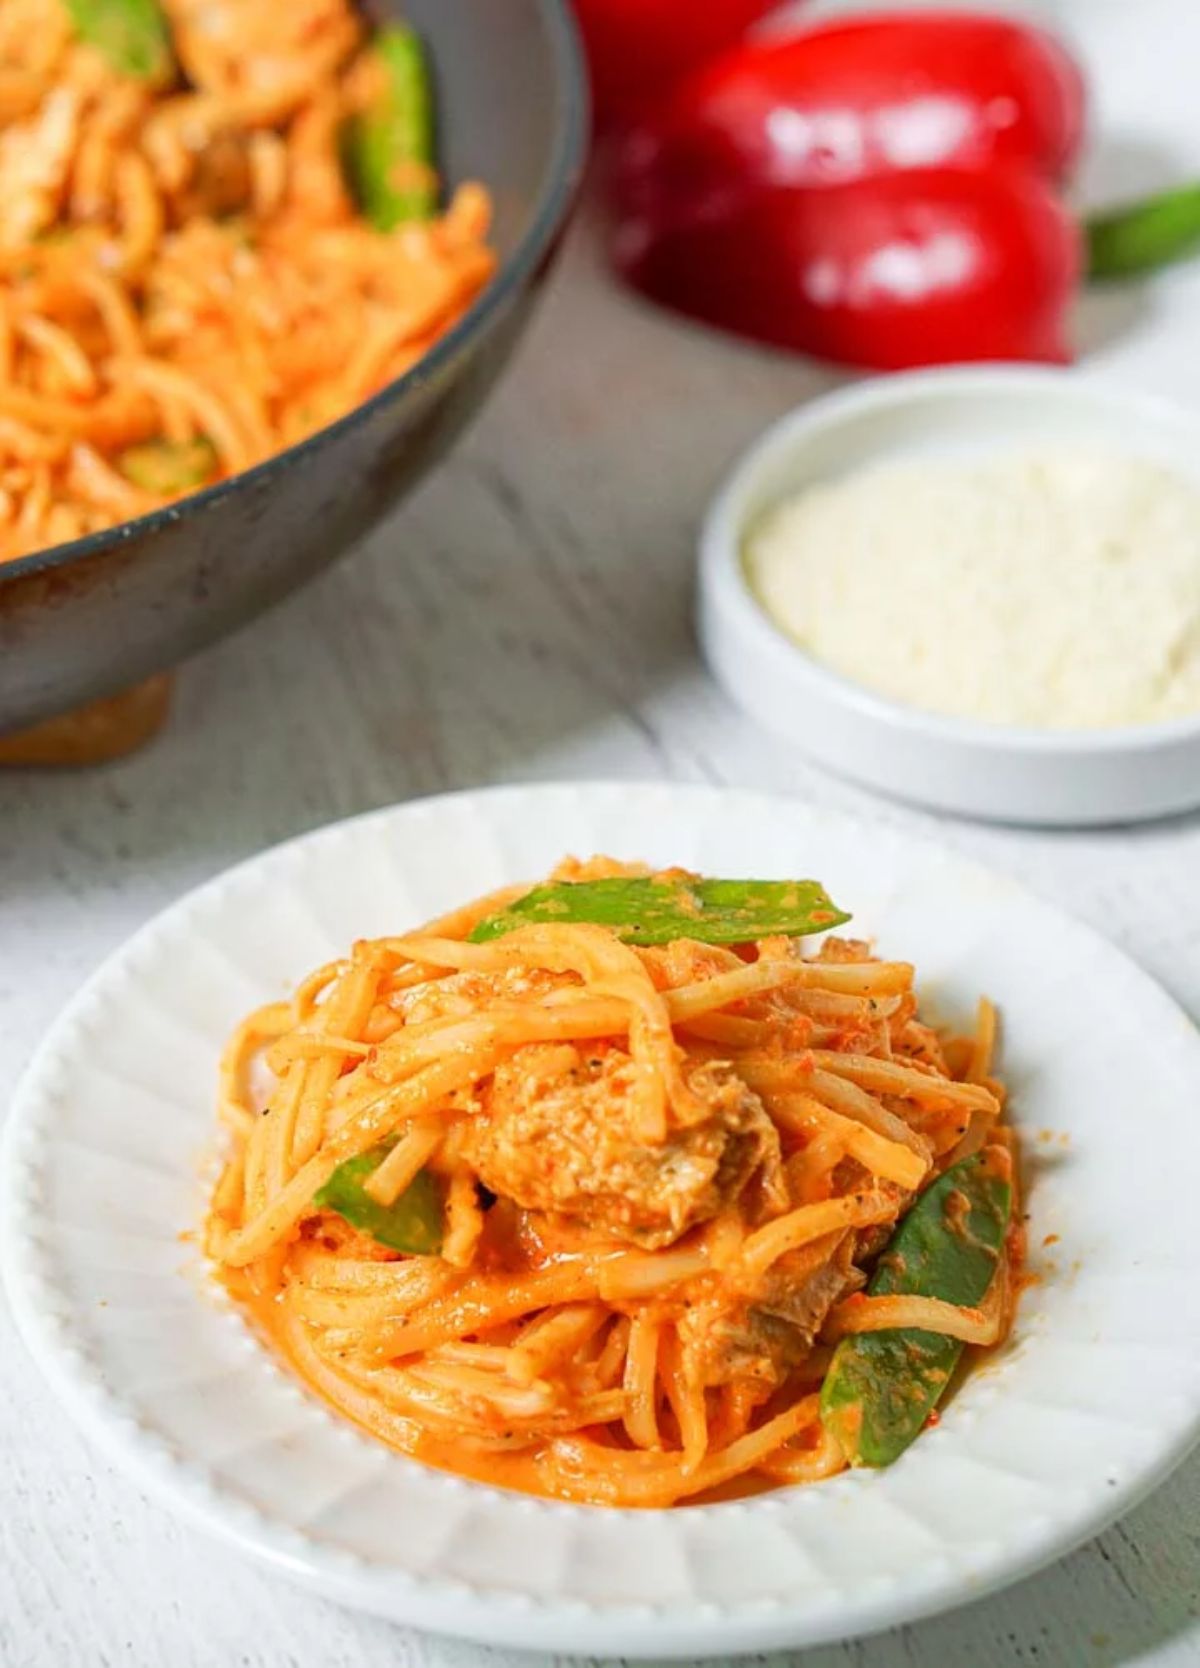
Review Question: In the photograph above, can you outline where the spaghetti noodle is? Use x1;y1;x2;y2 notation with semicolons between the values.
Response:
0;0;494;563
206;858;1021;1507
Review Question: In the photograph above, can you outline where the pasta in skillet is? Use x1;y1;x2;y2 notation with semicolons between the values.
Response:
0;0;493;562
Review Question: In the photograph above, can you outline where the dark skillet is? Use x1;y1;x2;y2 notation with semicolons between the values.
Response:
0;0;587;734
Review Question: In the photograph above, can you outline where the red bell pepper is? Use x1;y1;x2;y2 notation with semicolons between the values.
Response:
572;0;779;127
614;11;1086;216
614;165;1080;368
607;11;1088;368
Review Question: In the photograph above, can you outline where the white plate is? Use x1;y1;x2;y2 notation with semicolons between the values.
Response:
5;782;1200;1656
699;366;1200;826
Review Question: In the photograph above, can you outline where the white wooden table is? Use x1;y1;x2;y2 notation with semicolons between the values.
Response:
5;5;1200;1661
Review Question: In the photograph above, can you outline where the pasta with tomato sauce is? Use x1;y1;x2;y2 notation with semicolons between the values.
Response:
0;0;493;563
206;858;1022;1507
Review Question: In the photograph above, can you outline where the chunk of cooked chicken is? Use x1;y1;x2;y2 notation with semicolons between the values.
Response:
682;1230;864;1388
459;1043;780;1249
0;87;79;247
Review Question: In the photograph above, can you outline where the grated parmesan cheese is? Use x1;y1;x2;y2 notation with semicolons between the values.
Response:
745;447;1200;729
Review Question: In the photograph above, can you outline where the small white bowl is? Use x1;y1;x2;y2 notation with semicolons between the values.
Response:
699;365;1200;826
